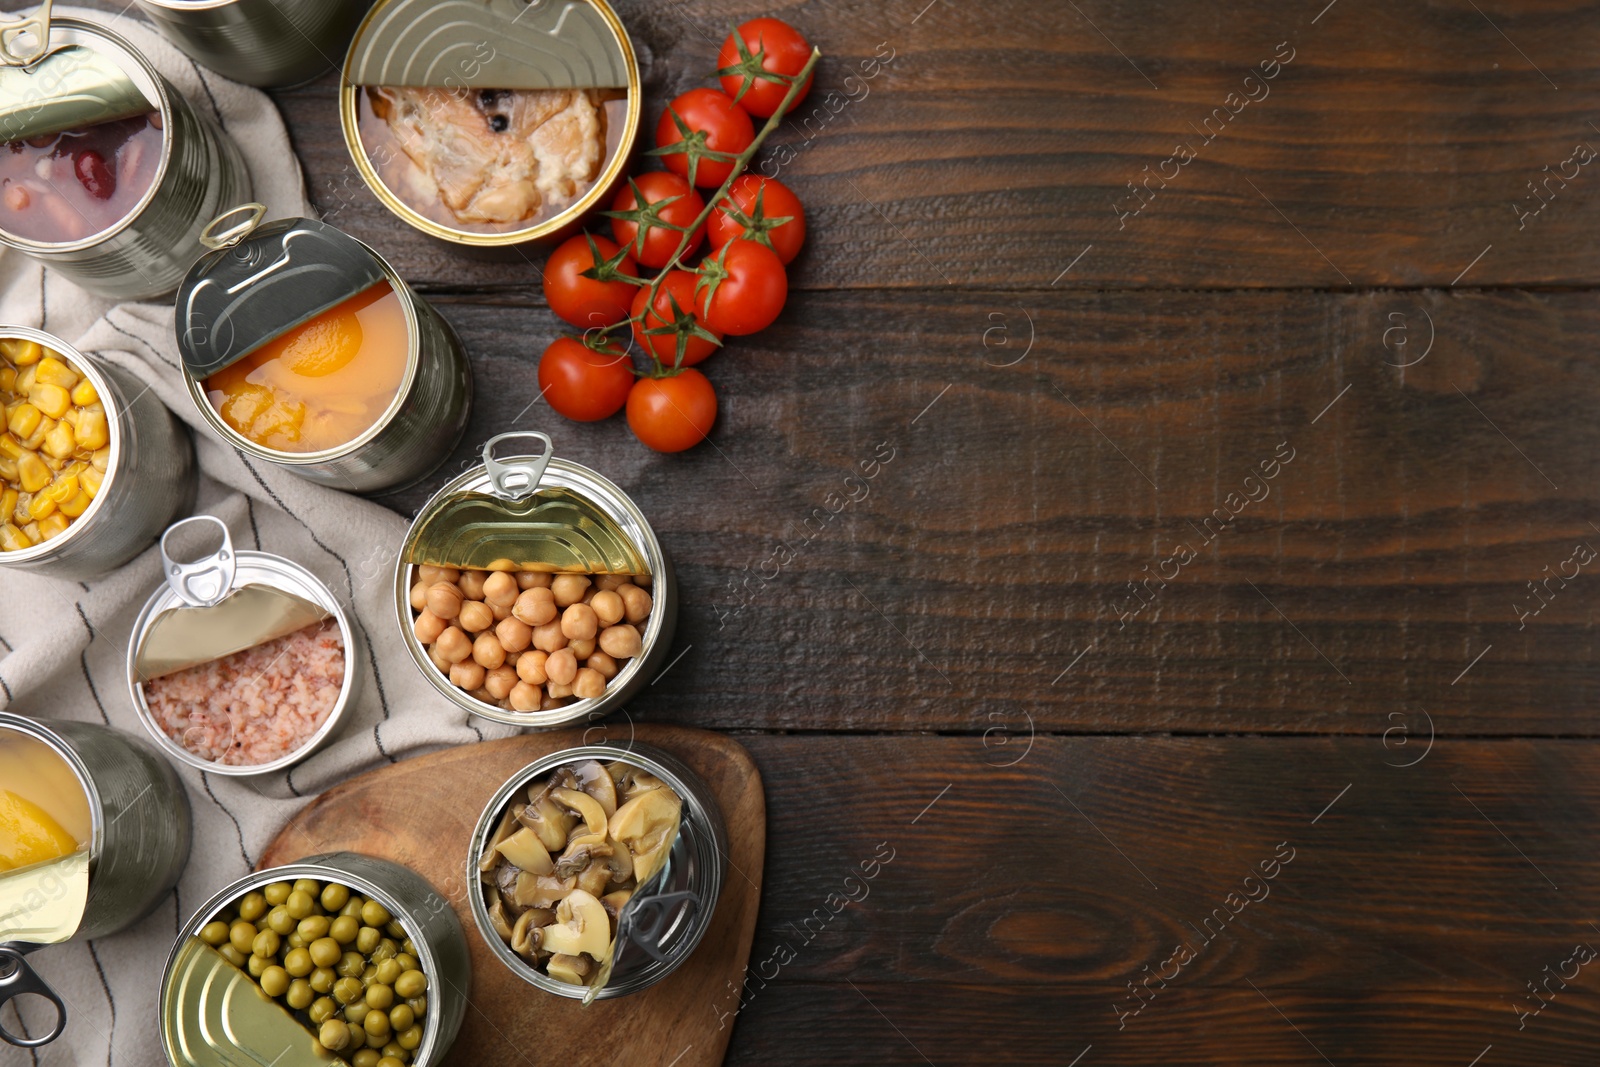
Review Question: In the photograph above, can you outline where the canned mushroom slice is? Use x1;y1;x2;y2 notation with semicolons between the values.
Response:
161;854;468;1066
468;744;726;1002
395;432;678;728
127;517;359;776
175;206;472;492
340;0;640;245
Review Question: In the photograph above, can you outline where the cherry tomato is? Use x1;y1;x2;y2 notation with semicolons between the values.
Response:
698;241;787;337
655;88;755;189
627;370;718;453
708;175;806;264
542;233;639;329
717;18;813;118
537;336;635;422
608;172;705;270
631;270;723;368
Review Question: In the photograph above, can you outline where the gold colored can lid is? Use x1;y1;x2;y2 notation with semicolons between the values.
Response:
162;938;340;1067
346;0;630;90
404;432;651;575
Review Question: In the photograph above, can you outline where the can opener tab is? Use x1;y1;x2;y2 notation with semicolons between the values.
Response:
0;945;66;1048
133;516;331;683
175;205;388;379
403;431;652;576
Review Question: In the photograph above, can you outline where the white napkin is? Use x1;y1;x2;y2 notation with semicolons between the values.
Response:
0;10;509;1064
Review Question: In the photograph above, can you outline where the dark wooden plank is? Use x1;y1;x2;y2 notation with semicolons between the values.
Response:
80;0;1600;290
360;287;1600;735
87;0;1600;291
727;734;1600;1065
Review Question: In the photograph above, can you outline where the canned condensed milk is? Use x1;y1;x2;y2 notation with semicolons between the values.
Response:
0;711;192;1050
175;205;473;493
0;7;252;300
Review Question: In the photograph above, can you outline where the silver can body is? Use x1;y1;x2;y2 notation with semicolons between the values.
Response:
0;712;193;941
467;743;726;999
0;327;196;581
162;852;470;1065
0;20;252;302
183;251;473;494
394;457;678;729
135;0;369;88
125;549;364;777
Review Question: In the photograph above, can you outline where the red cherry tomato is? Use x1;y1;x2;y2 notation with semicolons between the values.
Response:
627;370;718;453
608;172;705;270
698;241;787;337
542;233;639;329
717;18;813;118
631;270;723;368
655;88;755;189
708;175;806;265
537;336;635;422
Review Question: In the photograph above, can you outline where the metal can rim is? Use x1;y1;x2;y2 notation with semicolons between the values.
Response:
158;855;452;1066
392;454;671;729
335;0;642;247
180;244;426;467
0;711;107;877
464;742;728;999
123;549;359;777
0;325;129;566
137;0;254;8
0;18;176;253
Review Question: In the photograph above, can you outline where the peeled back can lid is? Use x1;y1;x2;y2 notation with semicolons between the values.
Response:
0;9;157;142
346;0;630;90
174;204;388;379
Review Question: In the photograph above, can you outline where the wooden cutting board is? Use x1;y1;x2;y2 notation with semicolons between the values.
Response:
258;725;764;1067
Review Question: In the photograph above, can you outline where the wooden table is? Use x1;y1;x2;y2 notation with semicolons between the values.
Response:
98;0;1600;1062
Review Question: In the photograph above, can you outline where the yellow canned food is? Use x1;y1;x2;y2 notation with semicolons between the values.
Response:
0;338;108;550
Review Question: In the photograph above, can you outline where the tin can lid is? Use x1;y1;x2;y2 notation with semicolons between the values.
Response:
403;431;652;575
0;7;156;142
133;516;333;682
174;205;388;379
346;0;629;90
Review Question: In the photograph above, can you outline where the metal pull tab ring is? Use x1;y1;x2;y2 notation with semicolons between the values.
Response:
0;946;66;1048
0;0;53;68
160;516;237;608
482;431;552;502
199;203;267;251
618;890;700;964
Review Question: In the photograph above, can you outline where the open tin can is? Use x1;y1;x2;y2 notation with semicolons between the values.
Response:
395;431;677;729
134;0;370;89
175;204;472;493
0;7;252;300
339;0;640;248
126;516;362;777
0;325;196;580
160;852;469;1066
0;711;192;1049
467;743;727;1000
